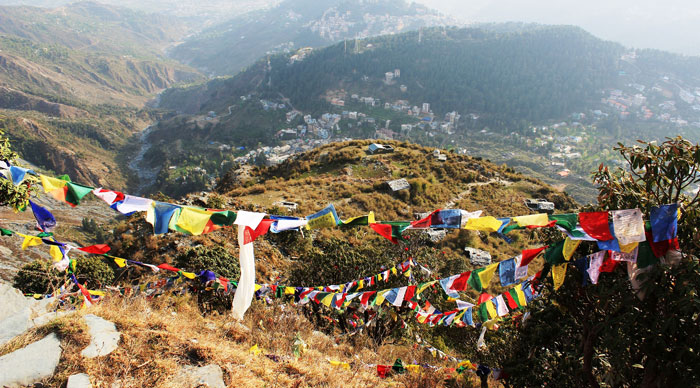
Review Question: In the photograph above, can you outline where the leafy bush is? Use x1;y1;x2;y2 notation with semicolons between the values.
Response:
174;245;240;279
13;256;114;294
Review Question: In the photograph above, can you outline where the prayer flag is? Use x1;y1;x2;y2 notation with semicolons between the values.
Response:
587;251;606;284
77;244;110;254
650;204;678;242
29;200;56;232
370;223;398;244
544;240;566;265
65;182;94;206
579;211;613;240
520;246;547;267
339;211;375;227
430;209;462;229
244;219;274;244
115;195;153;215
548;213;578;232
9;166;34;185
494;295;509;316
512;213;551;228
147;202;180;234
175;207;214;235
562;238;581;261
612;209;646;245
270;216;307;233
498;258;517;286
459;210;483;228
306;204;339;229
113;258;127;268
92;188;125;205
467;263;498;291
464;216;502;232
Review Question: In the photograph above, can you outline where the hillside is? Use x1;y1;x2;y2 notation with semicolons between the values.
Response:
0;2;204;189
153;25;700;203
168;0;458;76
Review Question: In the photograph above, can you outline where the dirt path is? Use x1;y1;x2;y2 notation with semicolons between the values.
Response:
443;178;511;208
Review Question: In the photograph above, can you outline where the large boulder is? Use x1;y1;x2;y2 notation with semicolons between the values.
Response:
0;284;68;346
81;314;120;358
0;333;62;387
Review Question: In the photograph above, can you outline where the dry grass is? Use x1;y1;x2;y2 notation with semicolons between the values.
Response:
1;293;495;387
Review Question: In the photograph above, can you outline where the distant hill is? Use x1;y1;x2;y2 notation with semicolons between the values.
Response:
169;0;459;76
0;2;204;189
152;25;700;203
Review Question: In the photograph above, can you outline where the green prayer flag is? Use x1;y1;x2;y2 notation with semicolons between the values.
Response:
65;182;94;206
508;288;522;307
478;303;489;321
502;224;523;234
0;228;13;236
544;240;566;265
392;358;405;374
637;241;660;269
549;213;578;232
210;210;237;226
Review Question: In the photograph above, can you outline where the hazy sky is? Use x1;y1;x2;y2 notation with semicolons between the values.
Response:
414;0;700;56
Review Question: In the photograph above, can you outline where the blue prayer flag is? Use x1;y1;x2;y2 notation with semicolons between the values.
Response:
430;209;462;229
650;204;678;243
29;200;56;232
498;258;517;286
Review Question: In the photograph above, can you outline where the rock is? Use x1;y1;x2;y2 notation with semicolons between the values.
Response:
81;314;120;358
0;284;66;346
67;373;92;388
0;333;62;387
179;364;225;388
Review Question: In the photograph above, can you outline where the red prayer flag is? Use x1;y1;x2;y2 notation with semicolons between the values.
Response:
404;285;416;302
77;282;93;303
243;219;274;244
450;271;471;291
645;231;679;258
599;256;618;273
411;209;440;229
157;263;181;272
504;291;519;310
520;246;547;267
360;291;376;306
579;211;613;241
78;244;111;254
477;292;493;304
525;220;557;229
377;365;392;378
370;223;398;244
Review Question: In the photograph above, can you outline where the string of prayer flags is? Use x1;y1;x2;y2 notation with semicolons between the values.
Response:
579;211;613;241
650;204;678;242
596;224;621;252
306;204;339;229
92;188;125;207
612;209;646;245
270;216;306;232
29;200;56;232
176;207;216;235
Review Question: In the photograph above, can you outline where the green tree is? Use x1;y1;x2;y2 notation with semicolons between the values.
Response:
0;128;37;210
493;136;700;387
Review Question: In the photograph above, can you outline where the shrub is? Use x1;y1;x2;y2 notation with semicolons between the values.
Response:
74;256;115;289
174;245;240;279
13;256;114;294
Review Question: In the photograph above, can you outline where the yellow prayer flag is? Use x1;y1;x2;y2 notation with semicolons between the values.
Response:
374;290;387;306
19;234;43;250
307;212;337;230
367;211;376;225
620;242;639;253
113;258;127;268
513;213;549;227
88;290;106;296
176;207;213;235
181;271;196;279
357;279;364;290
417;281;437;295
404;269;412;278
320;293;335;307
39;175;67;193
464;216;502;232
284;287;295;295
406;365;421;373
328;360;351;370
515;286;528;307
552;263;568;291
478;263;499;288
563;238;581;261
417;314;428;324
249;344;261;356
49;245;64;262
485;300;498;319
254;284;262;291
391;267;397;276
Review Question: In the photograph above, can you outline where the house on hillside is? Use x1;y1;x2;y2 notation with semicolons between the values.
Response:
524;198;555;213
368;143;394;154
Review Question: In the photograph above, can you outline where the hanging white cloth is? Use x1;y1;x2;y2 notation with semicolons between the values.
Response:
231;225;256;320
